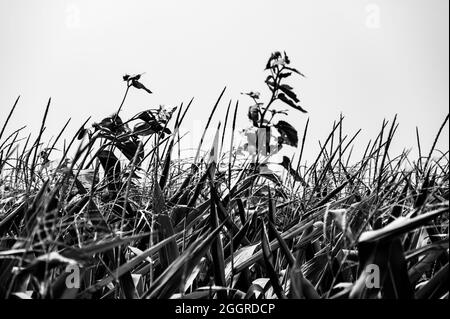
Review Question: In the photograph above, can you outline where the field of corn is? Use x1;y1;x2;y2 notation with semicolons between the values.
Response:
0;52;448;299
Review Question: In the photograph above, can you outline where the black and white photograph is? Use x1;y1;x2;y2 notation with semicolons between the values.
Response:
0;0;448;313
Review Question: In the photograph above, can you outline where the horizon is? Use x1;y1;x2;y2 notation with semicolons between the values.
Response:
0;0;449;166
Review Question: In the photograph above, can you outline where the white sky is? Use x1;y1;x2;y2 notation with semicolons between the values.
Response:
0;0;448;164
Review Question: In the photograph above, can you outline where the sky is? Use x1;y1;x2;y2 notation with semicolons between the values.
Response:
0;0;448;165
